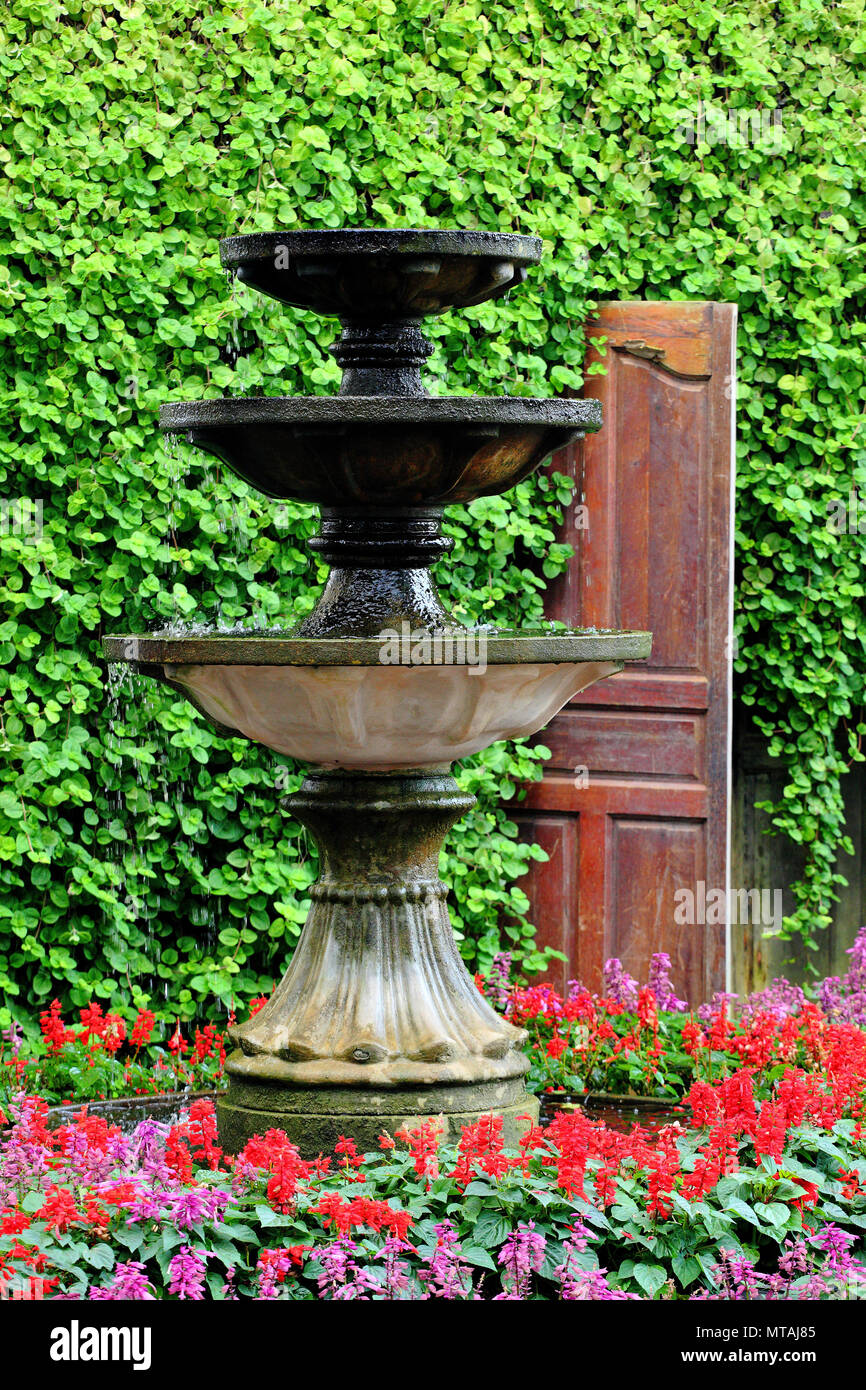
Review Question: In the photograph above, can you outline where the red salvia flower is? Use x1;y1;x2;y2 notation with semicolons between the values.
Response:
753;1100;787;1165
333;1135;366;1182
645;1131;681;1219
192;1023;222;1063
839;1168;862;1200
789;1177;820;1211
187;1099;223;1167
237;1128;311;1174
84;1196;111;1236
733;1011;778;1070
638;986;659;1032
267;1148;311;1213
451;1114;511;1187
0;1210;31;1236
78;1002;106;1042
312;1193;412;1240
541;1111;596;1199
102;1014;127;1055
612;1031;639;1057
100;1182;139;1209
707;1001;731;1051
687;1080;720;1129
681;1118;739;1200
38;1186;81;1233
516;1118;548;1175
777;1068;809;1128
681;1019;705;1055
166;1125;194;1181
258;1245;308;1283
39;1000;71;1056
130;1008;155;1049
593;1157;619;1208
394;1118;442;1185
720;1070;757;1133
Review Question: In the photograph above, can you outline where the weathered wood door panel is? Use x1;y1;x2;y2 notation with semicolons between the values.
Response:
518;302;736;1003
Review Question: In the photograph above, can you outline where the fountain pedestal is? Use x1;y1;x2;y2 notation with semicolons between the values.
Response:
218;1076;534;1158
218;769;537;1155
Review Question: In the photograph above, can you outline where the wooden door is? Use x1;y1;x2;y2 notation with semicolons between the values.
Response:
518;302;736;1004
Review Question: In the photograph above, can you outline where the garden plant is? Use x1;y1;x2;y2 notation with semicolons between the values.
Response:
2;942;866;1300
1;0;865;1049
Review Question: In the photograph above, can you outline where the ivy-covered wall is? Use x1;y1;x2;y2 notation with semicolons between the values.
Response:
1;0;864;1028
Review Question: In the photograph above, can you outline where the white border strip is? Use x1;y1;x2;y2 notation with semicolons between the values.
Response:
725;307;738;994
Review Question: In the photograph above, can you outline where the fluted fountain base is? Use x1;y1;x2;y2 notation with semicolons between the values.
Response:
217;1074;538;1158
215;767;537;1155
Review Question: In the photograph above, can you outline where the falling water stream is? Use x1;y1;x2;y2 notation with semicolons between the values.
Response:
103;294;322;1009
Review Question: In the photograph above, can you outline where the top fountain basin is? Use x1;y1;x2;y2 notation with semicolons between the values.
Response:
220;229;542;319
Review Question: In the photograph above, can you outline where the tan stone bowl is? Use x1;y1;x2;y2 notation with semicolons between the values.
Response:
103;630;651;770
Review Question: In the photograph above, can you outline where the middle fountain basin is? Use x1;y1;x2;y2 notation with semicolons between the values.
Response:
104;630;652;770
159;397;602;505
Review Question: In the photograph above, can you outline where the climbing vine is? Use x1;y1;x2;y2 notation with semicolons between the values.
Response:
0;0;864;1027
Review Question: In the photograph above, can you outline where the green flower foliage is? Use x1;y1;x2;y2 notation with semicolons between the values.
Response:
0;0;864;1024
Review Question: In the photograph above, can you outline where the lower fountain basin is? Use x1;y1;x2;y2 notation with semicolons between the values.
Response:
163;660;617;767
104;630;651;770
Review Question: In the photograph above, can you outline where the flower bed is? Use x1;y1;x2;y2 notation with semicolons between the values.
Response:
3;935;866;1299
492;933;866;1107
2;1054;865;1301
0;999;237;1109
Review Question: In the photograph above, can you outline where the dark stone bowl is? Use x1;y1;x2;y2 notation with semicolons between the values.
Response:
220;229;541;319
160;396;602;505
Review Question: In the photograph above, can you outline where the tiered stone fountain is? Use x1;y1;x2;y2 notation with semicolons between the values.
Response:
105;229;651;1155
